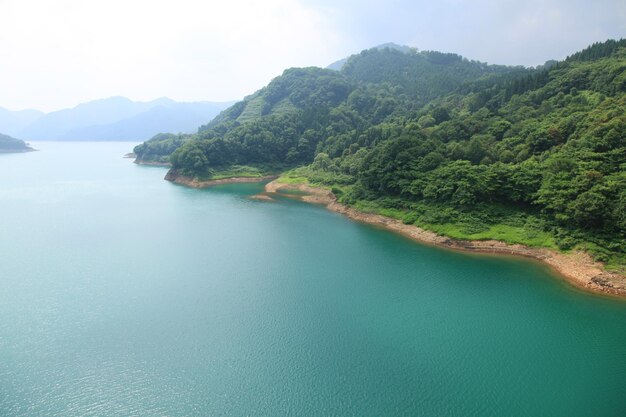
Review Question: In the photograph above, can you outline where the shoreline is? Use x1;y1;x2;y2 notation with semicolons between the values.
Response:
134;159;172;167
262;180;626;298
0;147;37;153
164;170;278;189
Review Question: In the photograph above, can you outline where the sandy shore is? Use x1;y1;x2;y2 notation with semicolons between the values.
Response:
263;180;626;298
164;170;278;189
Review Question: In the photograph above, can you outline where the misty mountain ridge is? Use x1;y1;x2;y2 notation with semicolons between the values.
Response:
0;97;234;141
327;42;414;71
0;107;44;138
59;100;234;141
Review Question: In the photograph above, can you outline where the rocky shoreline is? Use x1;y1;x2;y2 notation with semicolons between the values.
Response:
263;180;626;298
164;170;278;188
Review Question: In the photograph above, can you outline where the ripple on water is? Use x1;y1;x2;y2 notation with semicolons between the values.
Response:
1;142;626;417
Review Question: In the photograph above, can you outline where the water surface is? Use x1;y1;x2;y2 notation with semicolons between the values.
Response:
1;142;625;416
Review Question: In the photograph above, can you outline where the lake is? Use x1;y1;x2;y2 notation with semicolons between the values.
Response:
1;142;625;416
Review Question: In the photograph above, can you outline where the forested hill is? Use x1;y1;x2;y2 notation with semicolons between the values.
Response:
134;47;510;164
197;48;511;132
134;40;626;269
0;133;34;153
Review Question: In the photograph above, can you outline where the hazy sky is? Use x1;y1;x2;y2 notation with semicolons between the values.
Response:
1;0;624;112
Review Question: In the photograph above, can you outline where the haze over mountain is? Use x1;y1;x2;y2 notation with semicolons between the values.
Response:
0;97;233;141
327;42;414;71
0;107;44;138
2;0;623;112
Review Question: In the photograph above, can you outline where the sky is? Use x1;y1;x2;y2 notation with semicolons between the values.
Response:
0;0;624;112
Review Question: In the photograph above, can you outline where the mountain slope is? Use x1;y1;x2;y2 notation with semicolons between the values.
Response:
20;96;150;140
135;45;512;168
15;97;232;141
327;42;414;71
294;39;626;270
202;67;350;128
61;101;233;141
0;107;44;138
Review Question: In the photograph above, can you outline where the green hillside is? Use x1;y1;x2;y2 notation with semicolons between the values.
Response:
134;40;626;269
136;46;509;167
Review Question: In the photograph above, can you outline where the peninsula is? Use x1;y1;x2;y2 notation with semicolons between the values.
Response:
0;133;35;153
134;40;626;296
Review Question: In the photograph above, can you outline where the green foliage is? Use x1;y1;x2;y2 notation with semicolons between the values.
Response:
133;133;188;163
341;47;509;106
322;40;625;266
352;198;557;248
141;47;505;176
202;165;274;180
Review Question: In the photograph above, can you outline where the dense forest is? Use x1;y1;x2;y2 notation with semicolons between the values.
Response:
134;40;626;270
135;47;510;167
0;133;33;152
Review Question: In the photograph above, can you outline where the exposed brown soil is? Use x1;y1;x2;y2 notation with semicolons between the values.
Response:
263;180;626;298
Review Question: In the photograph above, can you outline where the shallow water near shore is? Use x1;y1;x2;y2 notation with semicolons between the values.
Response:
1;142;625;417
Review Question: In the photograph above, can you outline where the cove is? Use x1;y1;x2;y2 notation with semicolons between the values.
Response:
1;142;625;417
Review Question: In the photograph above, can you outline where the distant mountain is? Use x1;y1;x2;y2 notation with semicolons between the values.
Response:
327;42;414;71
0;133;34;153
0;107;44;137
19;96;153;140
60;101;234;141
5;97;233;142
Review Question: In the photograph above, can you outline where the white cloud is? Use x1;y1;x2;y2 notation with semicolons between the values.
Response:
0;0;346;111
0;0;624;112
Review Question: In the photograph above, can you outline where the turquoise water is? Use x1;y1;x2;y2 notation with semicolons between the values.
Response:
1;142;625;417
